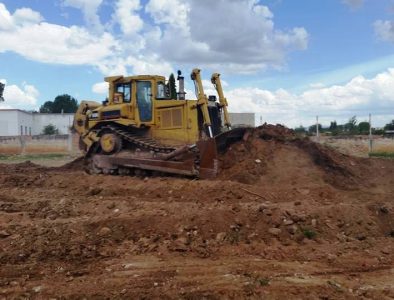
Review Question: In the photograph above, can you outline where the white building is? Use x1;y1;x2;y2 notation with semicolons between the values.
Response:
0;109;73;136
0;109;254;137
229;112;255;127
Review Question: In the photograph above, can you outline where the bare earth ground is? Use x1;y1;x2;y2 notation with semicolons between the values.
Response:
0;125;393;299
0;155;77;168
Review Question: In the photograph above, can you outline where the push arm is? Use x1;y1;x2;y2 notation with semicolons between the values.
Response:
191;68;213;138
211;73;231;129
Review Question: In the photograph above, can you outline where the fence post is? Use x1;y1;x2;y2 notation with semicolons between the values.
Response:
369;113;373;153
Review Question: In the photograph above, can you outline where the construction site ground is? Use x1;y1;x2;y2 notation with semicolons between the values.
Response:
0;125;393;299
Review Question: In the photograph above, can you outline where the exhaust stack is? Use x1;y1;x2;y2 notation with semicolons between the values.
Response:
0;82;4;102
177;70;186;100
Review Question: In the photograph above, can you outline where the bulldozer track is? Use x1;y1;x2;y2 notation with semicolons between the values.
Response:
104;125;176;154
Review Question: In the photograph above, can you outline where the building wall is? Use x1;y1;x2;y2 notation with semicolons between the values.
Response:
32;113;74;135
0;109;252;137
0;110;34;136
229;112;255;127
17;110;34;136
0;110;18;136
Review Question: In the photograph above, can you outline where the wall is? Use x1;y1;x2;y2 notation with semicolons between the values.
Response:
0;134;81;155
0;110;18;136
17;110;34;136
0;110;74;136
229;112;255;127
32;113;74;135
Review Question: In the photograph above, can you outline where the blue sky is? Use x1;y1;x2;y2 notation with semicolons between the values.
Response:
0;0;394;127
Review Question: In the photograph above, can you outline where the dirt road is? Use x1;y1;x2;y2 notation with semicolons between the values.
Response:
0;126;393;299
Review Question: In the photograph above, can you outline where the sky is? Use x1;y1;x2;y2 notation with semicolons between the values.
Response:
0;0;394;128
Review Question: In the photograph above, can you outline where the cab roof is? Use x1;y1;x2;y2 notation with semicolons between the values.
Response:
105;75;166;83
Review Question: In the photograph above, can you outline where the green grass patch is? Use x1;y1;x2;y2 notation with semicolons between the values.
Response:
257;277;270;286
369;152;394;159
0;153;68;161
301;228;317;240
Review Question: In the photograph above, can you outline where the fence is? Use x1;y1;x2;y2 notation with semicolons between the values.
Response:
0;134;81;155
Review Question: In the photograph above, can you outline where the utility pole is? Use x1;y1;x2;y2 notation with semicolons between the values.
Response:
369;113;373;153
316;115;319;140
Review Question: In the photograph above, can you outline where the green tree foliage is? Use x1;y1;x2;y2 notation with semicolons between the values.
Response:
358;121;370;134
294;125;306;134
329;121;339;135
329;121;337;131
42;124;59;135
0;82;5;102
168;73;177;100
384;120;394;131
344;115;357;132
308;124;322;134
39;94;78;113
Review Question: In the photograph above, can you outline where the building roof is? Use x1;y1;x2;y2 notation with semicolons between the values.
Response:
0;109;32;114
0;109;74;115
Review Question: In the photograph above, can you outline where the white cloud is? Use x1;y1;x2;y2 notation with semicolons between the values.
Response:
374;20;394;43
342;0;364;10
0;1;309;76
63;0;103;30
0;22;118;65
145;0;308;73
0;3;119;66
0;3;43;30
92;81;108;94
220;69;394;127
0;80;39;110
13;7;43;25
145;0;189;29
113;0;143;36
0;3;14;30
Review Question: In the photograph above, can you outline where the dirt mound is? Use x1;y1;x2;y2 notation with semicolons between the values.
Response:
55;156;85;171
0;161;45;175
219;124;360;189
255;123;296;140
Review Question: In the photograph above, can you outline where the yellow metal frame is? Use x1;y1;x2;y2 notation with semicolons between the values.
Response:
74;69;231;150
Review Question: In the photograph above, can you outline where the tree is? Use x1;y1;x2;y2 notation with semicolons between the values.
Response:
308;124;322;134
39;101;54;113
344;115;357;132
358;121;370;134
294;125;306;134
39;94;78;113
329;121;337;131
0;82;4;102
168;73;177;100
384;120;394;131
42;124;59;135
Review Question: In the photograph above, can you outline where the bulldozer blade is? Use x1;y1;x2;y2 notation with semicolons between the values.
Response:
214;127;250;153
92;154;198;177
197;127;250;179
197;139;218;179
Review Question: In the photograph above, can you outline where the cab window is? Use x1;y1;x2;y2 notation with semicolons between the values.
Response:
116;83;131;103
137;81;152;121
156;82;169;99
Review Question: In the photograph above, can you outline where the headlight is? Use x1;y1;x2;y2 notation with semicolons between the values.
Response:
90;112;99;119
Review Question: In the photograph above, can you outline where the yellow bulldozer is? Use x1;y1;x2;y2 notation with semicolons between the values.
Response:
73;68;249;178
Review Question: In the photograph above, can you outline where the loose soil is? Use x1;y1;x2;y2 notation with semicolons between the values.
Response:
0;125;393;299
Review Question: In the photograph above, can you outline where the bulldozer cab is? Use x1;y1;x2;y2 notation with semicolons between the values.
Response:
104;75;172;126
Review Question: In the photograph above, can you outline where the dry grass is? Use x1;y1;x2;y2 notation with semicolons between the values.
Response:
318;137;394;158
